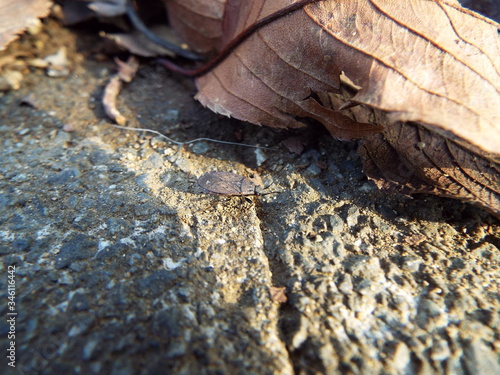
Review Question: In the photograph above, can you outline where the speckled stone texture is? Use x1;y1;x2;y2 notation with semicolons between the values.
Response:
0;10;499;375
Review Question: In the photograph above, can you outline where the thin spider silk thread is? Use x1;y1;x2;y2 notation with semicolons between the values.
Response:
111;125;276;150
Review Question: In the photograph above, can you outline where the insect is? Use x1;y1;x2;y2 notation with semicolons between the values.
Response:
197;171;266;196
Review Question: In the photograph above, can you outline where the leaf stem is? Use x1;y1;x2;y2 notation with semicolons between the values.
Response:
158;0;323;77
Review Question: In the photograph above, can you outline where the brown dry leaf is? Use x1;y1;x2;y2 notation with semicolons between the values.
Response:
359;121;500;218
325;85;500;217
192;0;500;153
306;0;500;154
193;0;382;140
0;0;52;51
164;0;226;54
163;0;500;216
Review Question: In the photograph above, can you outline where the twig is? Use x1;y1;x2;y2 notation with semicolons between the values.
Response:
102;56;139;125
103;75;126;125
126;0;204;61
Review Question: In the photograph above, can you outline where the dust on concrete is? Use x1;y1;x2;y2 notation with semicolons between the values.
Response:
0;18;499;375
